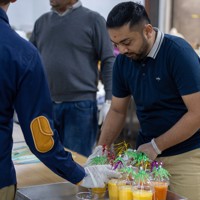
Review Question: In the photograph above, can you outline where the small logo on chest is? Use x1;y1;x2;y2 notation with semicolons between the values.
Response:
156;77;161;81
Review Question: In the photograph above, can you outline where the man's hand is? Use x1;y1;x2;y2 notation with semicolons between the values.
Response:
80;165;121;188
137;142;158;161
98;100;111;125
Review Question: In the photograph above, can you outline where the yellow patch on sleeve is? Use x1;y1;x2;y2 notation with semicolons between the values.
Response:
30;116;54;153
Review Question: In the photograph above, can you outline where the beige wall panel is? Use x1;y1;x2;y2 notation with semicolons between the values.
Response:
172;0;200;47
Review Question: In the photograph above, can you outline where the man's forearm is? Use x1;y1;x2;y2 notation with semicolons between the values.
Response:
155;111;200;152
98;109;126;147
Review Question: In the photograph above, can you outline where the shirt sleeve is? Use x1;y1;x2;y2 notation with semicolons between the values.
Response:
112;55;131;98
169;43;200;96
14;47;85;184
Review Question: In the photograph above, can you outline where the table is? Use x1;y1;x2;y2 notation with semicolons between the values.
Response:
15;149;87;188
13;123;187;199
16;182;188;200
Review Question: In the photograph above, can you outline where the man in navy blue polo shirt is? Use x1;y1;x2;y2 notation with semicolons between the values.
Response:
88;2;200;200
0;1;120;199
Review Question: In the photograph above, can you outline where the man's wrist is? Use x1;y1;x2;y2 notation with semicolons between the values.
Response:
151;138;162;155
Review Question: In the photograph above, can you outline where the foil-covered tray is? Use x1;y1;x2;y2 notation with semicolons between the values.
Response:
15;182;187;200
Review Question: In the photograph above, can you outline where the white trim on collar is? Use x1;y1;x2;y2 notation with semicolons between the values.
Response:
147;28;164;59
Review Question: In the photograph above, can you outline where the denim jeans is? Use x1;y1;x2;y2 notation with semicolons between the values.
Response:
53;100;98;157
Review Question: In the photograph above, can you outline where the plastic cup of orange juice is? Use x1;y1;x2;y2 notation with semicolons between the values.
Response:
108;179;119;200
91;186;107;199
118;185;133;200
132;185;153;200
152;181;168;200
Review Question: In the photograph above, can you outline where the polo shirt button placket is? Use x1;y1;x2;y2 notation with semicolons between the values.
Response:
142;63;146;76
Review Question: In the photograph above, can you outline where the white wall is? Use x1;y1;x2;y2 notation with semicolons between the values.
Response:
7;0;144;32
158;0;172;33
81;0;144;19
7;0;50;31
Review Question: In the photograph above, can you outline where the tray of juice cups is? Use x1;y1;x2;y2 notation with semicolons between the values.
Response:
108;178;154;200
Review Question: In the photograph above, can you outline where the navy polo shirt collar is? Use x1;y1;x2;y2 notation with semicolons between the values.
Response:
147;28;164;59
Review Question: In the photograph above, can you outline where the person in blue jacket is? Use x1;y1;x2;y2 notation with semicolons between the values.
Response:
87;2;200;200
0;1;120;199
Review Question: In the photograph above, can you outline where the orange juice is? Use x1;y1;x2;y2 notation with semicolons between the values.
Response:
152;181;168;200
91;186;107;198
132;189;153;200
108;179;119;200
118;185;133;200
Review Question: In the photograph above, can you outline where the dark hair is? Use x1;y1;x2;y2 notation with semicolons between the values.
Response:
0;0;10;5
106;1;151;29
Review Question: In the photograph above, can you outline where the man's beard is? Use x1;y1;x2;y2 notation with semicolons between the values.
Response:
126;37;150;61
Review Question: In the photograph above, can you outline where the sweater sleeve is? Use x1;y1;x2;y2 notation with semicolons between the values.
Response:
92;13;115;100
29;22;37;47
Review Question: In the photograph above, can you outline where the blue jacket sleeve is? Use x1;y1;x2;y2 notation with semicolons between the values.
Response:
14;46;85;184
